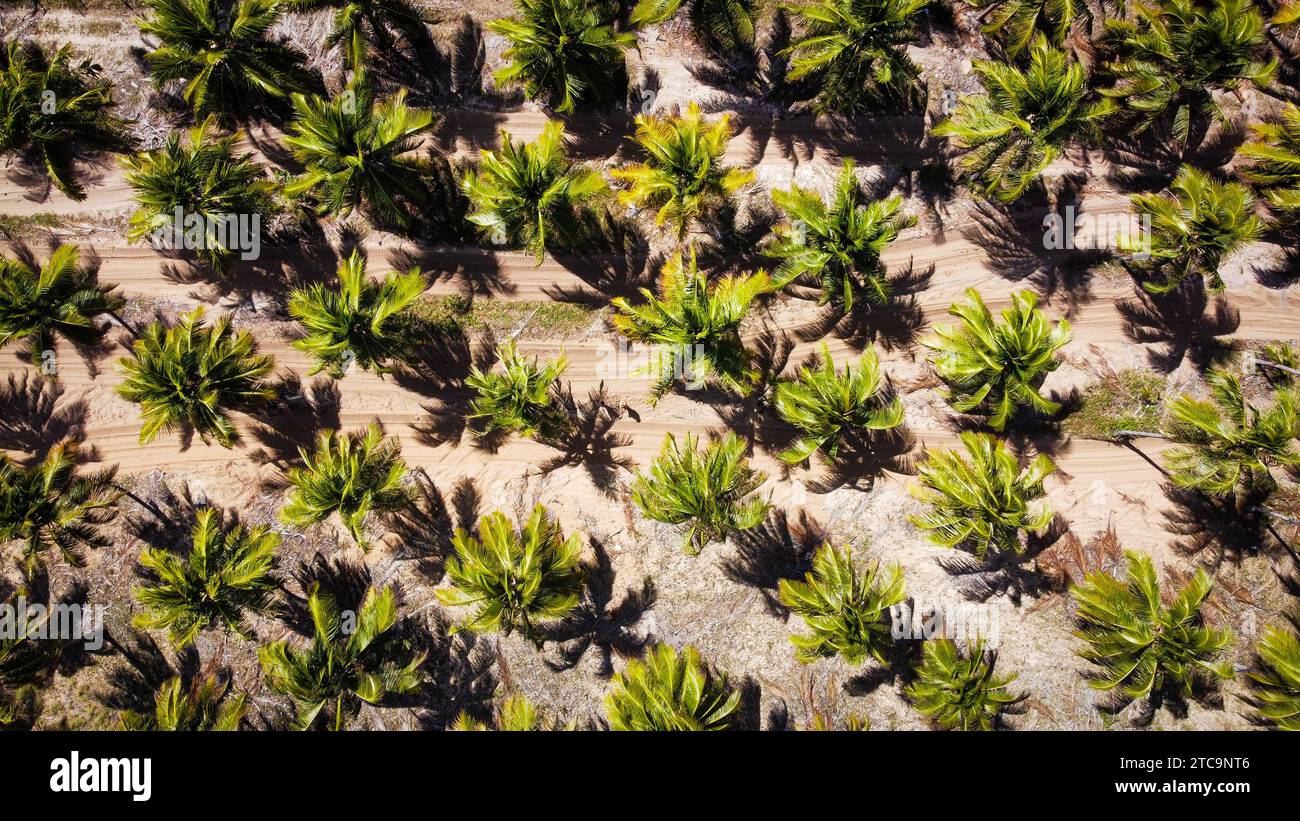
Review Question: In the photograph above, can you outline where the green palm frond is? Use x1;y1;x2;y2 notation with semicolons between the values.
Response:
0;592;63;727
605;643;740;730
0;440;119;575
631;431;770;555
116;306;276;448
122;115;277;274
0;41;134;200
437;504;584;641
280;422;412;548
611;248;769;402
933;35;1114;203
1238;102;1300;225
452;693;573;730
138;0;311;119
921;288;1072;430
963;0;1087;55
906;639;1024;730
774;343;904;464
612;103;755;238
463;120;607;262
630;0;758;53
490;0;636;114
259;584;425;730
1071;550;1232;703
1247;621;1300;730
778;543;905;664
0;244;123;365
119;674;247;730
466;339;570;440
132;507;278;649
289;250;425;379
283;0;434;70
909;431;1055;558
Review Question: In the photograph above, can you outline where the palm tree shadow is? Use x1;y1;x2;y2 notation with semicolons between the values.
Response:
124;477;208;552
383;468;454;585
545;208;654;305
283;554;377;638
807;427;917;494
410;612;499;729
935;515;1065;604
535;382;635;497
1102;119;1247;192
0;372;88;463
388;314;476;396
719;508;825;618
795;260;933;352
246;373;342;469
1161;483;1272;569
710;324;795;450
96;634;200;716
1116;285;1240;373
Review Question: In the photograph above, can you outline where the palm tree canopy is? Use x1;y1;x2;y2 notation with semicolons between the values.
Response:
778;543;906;664
921;288;1072;430
116;306;276;447
906;639;1023;730
605;643;740;730
612;103;755;238
630;0;758;54
0;244;123;362
289;250;425;378
466;339;570;439
963;0;1088;55
119;674;246;731
1248;624;1300;730
283;0;434;70
1239;102;1300;223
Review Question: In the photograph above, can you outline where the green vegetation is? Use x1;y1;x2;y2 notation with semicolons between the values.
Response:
906;639;1023;730
1064;369;1165;440
605;643;739;730
778;543;905;664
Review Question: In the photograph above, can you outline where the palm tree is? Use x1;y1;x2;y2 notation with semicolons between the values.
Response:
453;694;569;730
961;0;1088;56
132;508;279;649
1120;165;1262;295
122;115;277;274
0;41;133;200
909;432;1055;559
0;244;124;364
0;440;119;574
462;121;608;262
466;340;570;440
906;639;1024;730
288;250;425;379
767;160;915;310
489;0;636;114
611;249;769;402
631;431;769;555
437;505;585;642
138;0;311;119
1098;0;1276;145
778;543;906;664
259;584;424;730
782;0;927;114
1237;102;1300;225
283;73;436;229
279;422;412;547
629;0;758;54
0;594;62;728
1071;550;1232;706
774;343;904;464
933;35;1114;203
921;288;1072;431
611;103;754;239
283;0;434;70
605;643;739;730
1247;620;1300;730
119;674;246;730
116;307;276;447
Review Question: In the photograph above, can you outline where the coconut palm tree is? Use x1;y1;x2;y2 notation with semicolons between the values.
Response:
961;0;1088;56
490;0;636;114
1247;620;1300;730
437;505;585;642
116;307;276;448
766;160;915;310
119;674;247;730
782;0;927;114
0;41;134;200
288;250;425;379
0;244;124;365
283;0;434;70
138;0;312;119
0;440;119;574
259;584;424;730
909;431;1055;558
933;35;1114;203
132;508;279;649
1120;165;1262;295
1098;0;1276;145
452;693;568;730
605;643;739;730
611;249;770;402
629;0;758;54
773;343;904;464
906;639;1024;730
283;73;436;229
612;103;754;239
462;121;608;262
1072;550;1232;706
1238;102;1300;225
279;422;412;547
921;288;1072;431
778;543;906;664
631;431;769;555
122;115;277;274
466;340;570;440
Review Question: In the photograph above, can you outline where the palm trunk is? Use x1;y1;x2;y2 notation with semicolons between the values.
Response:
1255;359;1300;379
112;483;167;523
108;310;141;341
1111;430;1169;440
